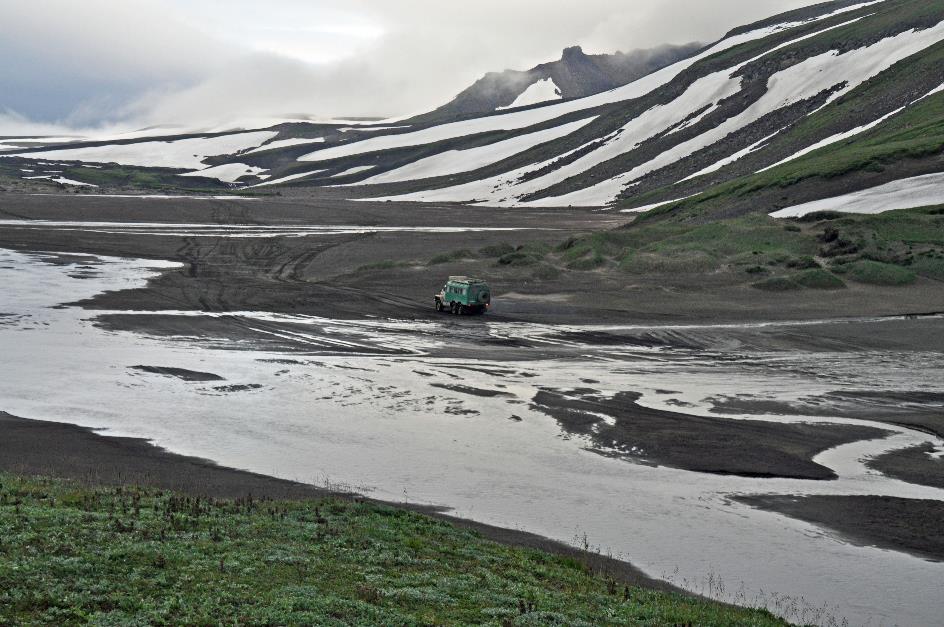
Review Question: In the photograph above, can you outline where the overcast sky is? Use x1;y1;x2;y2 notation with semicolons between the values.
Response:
0;0;822;134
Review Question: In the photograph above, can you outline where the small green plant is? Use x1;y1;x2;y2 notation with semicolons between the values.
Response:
844;260;917;285
532;264;562;280
786;256;819;270
497;251;541;266
567;252;606;271
479;243;516;257
792;268;845;289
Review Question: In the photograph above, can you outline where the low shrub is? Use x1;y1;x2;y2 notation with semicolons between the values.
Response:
786;256;819;270
620;250;718;274
792;269;845;289
912;252;944;280
566;253;606;271
497;251;541;266
532;264;561;280
478;243;515;258
844;260;917;286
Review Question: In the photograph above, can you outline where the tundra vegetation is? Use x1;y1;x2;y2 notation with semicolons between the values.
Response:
460;206;944;290
0;474;786;625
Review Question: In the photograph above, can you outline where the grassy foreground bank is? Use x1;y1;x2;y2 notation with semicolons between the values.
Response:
0;474;785;625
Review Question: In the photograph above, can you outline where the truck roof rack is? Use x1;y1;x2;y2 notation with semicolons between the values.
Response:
448;276;487;283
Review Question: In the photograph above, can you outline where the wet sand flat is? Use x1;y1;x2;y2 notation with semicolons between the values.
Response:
735;494;944;562
0;411;671;592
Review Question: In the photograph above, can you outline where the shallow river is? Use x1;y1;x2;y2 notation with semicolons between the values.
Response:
1;248;943;626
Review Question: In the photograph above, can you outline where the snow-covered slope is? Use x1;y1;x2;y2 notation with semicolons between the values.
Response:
357;117;597;185
5;0;943;216
770;172;944;217
306;0;941;214
8;131;277;170
497;78;562;110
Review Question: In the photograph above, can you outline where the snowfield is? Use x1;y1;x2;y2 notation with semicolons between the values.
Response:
244;137;325;154
354;5;933;209
250;170;327;188
181;163;268;183
497;77;563;110
770;172;944;217
357;117;597;185
21;175;98;187
4;131;278;170
302;4;878;166
329;165;375;178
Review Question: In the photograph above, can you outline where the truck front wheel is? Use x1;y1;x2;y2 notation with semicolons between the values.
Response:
435;298;444;312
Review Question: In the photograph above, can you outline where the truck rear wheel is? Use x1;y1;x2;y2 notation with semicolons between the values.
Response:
459;305;467;315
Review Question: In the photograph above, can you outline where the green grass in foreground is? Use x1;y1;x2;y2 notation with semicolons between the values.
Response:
0;474;786;626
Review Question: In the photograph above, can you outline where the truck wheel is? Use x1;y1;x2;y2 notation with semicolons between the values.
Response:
459;305;467;315
450;302;458;314
435;299;444;312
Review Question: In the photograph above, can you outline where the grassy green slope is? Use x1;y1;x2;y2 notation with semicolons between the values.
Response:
0;474;786;626
495;207;944;291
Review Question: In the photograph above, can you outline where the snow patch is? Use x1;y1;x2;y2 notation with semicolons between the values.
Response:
338;126;410;133
770;172;944;217
497;78;562;110
684;129;786;181
620;195;697;214
4;131;278;170
329;165;375;178
21;175;97;187
181;163;268;183
245;137;326;154
357;117;597;185
761;81;944;173
250;170;327;188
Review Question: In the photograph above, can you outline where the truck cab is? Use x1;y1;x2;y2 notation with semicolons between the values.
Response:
435;277;491;315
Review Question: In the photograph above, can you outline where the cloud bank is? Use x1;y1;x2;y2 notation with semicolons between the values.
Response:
0;0;822;133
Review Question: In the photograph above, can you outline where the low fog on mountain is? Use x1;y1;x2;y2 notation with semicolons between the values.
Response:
1;0;820;132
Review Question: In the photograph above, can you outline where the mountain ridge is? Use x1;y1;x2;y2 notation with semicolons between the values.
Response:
409;42;703;125
4;0;944;227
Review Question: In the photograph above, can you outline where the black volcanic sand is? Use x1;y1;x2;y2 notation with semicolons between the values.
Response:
734;494;944;562
2;192;944;325
0;412;673;592
709;390;944;439
530;390;887;479
867;443;944;490
429;383;515;398
130;365;226;381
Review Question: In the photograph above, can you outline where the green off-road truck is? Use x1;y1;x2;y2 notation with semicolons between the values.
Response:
435;277;491;315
